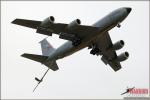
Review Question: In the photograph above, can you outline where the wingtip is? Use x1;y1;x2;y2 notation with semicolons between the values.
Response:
21;53;27;57
11;19;17;24
21;54;24;57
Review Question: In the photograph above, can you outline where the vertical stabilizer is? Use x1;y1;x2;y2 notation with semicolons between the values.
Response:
39;38;55;56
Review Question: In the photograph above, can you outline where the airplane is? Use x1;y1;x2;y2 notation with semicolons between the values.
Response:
12;7;131;91
121;87;135;95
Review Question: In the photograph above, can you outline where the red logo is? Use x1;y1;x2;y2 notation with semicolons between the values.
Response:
129;88;148;95
121;87;149;97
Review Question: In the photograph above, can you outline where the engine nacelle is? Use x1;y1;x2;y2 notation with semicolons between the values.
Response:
112;40;124;50
117;52;129;62
36;16;55;35
67;19;81;30
40;16;55;27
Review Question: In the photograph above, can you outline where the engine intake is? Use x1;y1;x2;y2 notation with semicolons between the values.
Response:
67;19;81;30
112;40;124;50
117;52;129;62
40;16;55;27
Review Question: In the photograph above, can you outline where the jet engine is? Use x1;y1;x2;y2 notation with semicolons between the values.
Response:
112;40;124;50
36;16;55;35
67;19;81;30
40;16;55;27
117;52;129;62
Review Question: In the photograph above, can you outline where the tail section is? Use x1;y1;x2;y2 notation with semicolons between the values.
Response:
21;38;58;71
21;38;58;92
39;38;55;56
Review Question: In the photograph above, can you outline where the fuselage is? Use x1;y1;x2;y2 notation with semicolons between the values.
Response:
46;7;131;63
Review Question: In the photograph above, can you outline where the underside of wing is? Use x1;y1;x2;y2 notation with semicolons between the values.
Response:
108;60;122;71
12;17;99;46
12;18;99;38
12;19;41;29
89;32;129;71
101;56;121;71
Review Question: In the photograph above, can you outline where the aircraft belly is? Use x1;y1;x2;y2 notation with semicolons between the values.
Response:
56;42;87;59
46;39;91;62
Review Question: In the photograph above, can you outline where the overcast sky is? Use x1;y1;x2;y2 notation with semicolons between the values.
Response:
1;1;149;99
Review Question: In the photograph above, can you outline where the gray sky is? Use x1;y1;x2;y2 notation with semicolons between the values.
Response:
1;1;149;99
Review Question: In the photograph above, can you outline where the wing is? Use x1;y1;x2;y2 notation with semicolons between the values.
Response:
12;19;41;29
91;32;122;71
12;19;99;41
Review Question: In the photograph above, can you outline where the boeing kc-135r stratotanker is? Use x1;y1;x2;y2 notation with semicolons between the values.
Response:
12;7;131;91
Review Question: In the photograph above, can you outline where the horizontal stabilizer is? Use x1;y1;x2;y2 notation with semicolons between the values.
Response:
21;53;48;63
12;19;41;29
21;53;59;71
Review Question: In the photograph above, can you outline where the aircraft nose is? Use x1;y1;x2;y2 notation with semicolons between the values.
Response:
126;7;132;13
